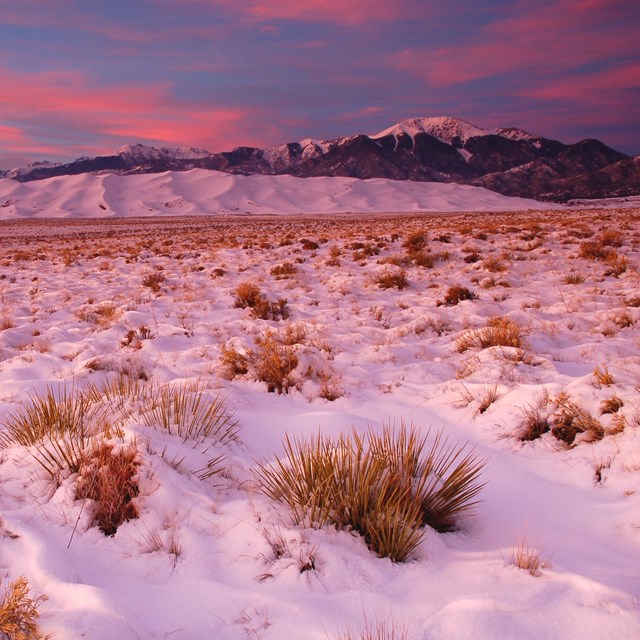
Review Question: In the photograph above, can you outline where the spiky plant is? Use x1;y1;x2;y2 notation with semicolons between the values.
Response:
0;385;106;478
139;382;239;479
256;423;485;562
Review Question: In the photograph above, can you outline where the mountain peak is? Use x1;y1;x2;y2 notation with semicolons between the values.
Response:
372;116;489;146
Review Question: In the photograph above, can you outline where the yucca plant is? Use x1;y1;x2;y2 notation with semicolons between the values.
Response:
139;382;239;479
0;385;106;478
256;423;485;562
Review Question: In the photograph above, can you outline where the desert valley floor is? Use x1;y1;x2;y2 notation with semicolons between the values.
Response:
0;208;639;639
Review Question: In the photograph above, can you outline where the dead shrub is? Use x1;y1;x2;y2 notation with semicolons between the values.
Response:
578;240;612;260
456;317;526;352
593;364;614;386
600;396;624;415
270;262;297;280
483;255;506;272
375;269;408;290
220;344;249;379
441;285;477;306
562;273;586;285
142;271;165;293
233;282;263;309
252;331;299;394
551;392;604;445
0;575;47;640
403;231;427;253
76;441;139;536
517;392;551;441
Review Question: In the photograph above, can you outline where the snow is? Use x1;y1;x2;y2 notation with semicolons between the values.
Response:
0;201;639;639
0;169;554;219
372;116;489;146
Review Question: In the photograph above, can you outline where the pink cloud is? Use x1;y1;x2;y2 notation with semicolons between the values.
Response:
0;67;263;161
393;1;637;87
179;0;419;25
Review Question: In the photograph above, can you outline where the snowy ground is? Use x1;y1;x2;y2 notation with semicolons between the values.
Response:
0;208;639;639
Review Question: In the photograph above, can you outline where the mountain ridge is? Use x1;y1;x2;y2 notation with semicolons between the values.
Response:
2;116;638;202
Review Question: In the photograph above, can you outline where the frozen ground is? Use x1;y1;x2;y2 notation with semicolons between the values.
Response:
0;208;639;639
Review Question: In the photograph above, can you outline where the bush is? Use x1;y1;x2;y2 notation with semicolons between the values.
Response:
256;424;485;562
252;332;299;394
0;576;47;639
76;441;139;535
441;285;476;306
456;317;526;352
375;269;408;290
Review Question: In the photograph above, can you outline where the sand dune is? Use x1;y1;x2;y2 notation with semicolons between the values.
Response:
0;168;554;218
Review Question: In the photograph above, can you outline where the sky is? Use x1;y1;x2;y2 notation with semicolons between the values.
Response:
0;0;638;169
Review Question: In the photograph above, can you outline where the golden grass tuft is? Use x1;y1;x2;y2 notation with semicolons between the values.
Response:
0;575;47;640
456;317;526;353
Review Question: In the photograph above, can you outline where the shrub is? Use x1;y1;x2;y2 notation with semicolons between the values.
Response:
252;332;299;394
517;392;551;441
270;261;297;280
402;230;428;253
256;424;485;562
441;285;476;306
233;282;263;309
142;271;165;293
76;441;139;535
233;282;289;320
375;269;408;290
140;383;238;449
456;317;526;352
600;396;624;415
483;256;506;272
551;392;604;444
578;240;612;260
0;576;47;640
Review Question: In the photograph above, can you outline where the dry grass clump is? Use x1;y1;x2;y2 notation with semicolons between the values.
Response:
403;230;428;253
252;331;299;394
483;255;506;272
234;282;263;309
256;424;485;562
511;538;544;576
456;317;526;353
517;392;551;441
233;282;289;320
374;269;408;290
593;364;614;386
76;441;139;535
142;271;165;293
270;261;297;280
440;285;477;306
335;617;409;640
0;576;47;639
600;396;624;415
551;392;604;445
562;273;586;285
219;330;300;394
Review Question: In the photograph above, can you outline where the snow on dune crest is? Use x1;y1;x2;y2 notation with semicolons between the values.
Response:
0;169;552;219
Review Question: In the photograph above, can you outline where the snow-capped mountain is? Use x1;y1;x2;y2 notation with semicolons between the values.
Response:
2;116;637;202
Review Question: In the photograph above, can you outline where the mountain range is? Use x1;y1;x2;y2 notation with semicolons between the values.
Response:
2;116;639;202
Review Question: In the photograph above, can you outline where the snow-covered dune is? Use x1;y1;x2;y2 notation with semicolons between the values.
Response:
0;169;554;219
